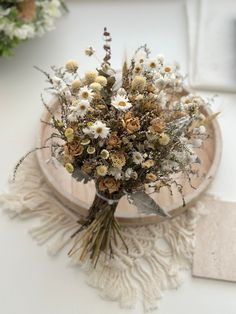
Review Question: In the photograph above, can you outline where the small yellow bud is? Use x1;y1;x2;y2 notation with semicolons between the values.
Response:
65;128;74;137
95;75;107;87
85;70;98;84
100;149;109;160
87;146;96;154
159;133;170;146
81;138;91;145
90;82;102;92
131;76;146;91
65;60;78;73
65;163;74;173
146;172;157;182
65;128;74;142
71;79;82;91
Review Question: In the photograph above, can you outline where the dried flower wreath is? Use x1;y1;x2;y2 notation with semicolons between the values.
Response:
16;28;217;266
0;0;67;57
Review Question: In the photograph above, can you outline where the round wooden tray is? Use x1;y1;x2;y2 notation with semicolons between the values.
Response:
37;98;222;226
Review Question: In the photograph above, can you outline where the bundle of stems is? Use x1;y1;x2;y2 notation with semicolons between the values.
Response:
69;194;128;267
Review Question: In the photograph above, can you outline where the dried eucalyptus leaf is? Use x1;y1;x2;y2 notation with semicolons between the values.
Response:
72;168;91;184
131;191;170;217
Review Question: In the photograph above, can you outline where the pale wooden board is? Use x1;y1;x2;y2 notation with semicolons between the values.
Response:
193;196;236;282
37;98;222;226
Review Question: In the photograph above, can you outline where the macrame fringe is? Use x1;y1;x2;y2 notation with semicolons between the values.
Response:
0;154;206;312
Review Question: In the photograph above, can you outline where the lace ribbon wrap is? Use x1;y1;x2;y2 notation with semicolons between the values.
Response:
0;154;207;312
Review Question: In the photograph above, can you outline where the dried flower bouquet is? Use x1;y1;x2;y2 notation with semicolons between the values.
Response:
34;28;216;266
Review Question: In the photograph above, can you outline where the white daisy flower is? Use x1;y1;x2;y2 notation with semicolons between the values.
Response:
78;86;94;102
72;100;90;117
146;58;158;71
135;49;147;64
90;121;110;139
132;151;144;165
109;167;123;180
111;95;132;111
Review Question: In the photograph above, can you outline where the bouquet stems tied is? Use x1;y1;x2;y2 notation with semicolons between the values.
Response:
70;193;128;267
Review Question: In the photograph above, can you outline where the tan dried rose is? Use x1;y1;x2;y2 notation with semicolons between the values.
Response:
65;141;84;157
98;177;121;194
149;118;166;133
82;161;94;175
124;116;141;134
147;84;156;93
142;159;155;168
124;111;133;121
143;101;159;111
146;173;157;182
106;132;121;148
110;152;126;170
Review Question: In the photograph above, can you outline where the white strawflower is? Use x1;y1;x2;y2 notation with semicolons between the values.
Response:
90;121;110;139
111;95;132;111
146;58;158;70
132;152;144;165
78;86;94;102
109;167;122;180
71;100;90;117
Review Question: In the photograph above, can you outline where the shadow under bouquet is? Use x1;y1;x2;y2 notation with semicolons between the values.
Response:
35;28;216;266
0;0;67;57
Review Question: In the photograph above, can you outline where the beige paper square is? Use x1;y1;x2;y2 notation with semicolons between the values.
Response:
193;196;236;282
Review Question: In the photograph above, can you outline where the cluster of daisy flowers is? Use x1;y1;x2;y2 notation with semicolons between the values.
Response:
44;44;209;201
0;0;66;57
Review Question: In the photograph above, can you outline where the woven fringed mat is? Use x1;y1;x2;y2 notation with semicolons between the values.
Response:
0;154;208;312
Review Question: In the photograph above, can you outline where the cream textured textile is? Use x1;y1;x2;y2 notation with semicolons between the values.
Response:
186;0;236;92
0;155;206;312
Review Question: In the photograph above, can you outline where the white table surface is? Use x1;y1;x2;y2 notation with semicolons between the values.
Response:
1;1;236;313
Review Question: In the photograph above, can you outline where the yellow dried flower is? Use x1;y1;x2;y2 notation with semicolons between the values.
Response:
150;118;166;133
124;116;140;134
96;76;107;86
100;149;109;159
131;76;146;91
65;60;78;73
64;128;74;142
82;161;94;175
96;165;108;177
146;172;157;182
143;160;155;168
65;163;74;173
159;133;170;145
85;70;98;84
98;177;120;194
87;146;96;154
106;132;121;148
110;152;126;170
71;79;82;91
81;138;91;145
90;82;102;92
135;94;144;101
56;120;64;127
